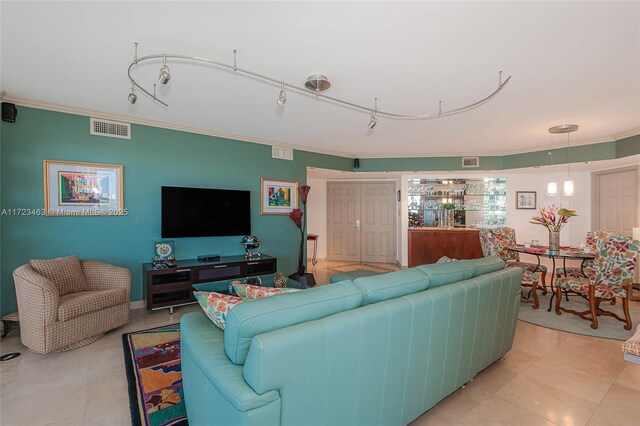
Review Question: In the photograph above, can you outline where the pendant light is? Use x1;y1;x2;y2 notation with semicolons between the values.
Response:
548;124;579;196
546;148;557;196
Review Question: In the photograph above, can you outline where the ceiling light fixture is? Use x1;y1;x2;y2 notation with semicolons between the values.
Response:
277;81;287;106
158;53;171;85
128;83;137;104
549;124;579;197
127;43;512;121
368;97;378;130
546;151;557;196
304;74;331;92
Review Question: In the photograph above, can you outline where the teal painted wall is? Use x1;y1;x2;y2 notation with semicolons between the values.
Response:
1;105;638;316
356;156;503;172
617;134;640;158
0;107;351;315
358;139;637;172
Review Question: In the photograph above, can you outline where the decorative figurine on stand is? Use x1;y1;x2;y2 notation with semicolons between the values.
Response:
241;235;262;259
152;240;177;269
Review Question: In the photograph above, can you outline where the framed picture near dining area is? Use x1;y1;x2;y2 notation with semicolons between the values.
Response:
516;191;536;209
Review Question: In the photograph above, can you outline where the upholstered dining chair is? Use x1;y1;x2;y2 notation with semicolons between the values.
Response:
554;234;639;330
478;228;541;309
492;227;549;293
555;230;613;279
13;255;131;354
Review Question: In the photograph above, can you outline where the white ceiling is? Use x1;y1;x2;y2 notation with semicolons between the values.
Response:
2;1;639;158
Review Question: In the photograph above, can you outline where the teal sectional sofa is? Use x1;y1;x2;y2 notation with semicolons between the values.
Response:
180;256;521;425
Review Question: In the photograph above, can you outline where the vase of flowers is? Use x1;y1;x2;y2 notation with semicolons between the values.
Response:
530;205;578;251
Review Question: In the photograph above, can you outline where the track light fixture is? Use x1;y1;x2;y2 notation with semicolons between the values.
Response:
128;84;137;104
158;53;171;85
127;43;512;123
368;97;378;130
368;115;378;130
277;81;287;106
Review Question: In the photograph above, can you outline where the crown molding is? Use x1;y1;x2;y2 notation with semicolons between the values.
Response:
3;96;355;159
4;96;638;160
612;128;640;140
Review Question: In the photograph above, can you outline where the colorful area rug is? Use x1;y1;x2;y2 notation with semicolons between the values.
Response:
122;323;187;426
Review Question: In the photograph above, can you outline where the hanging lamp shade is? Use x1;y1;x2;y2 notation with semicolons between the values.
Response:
563;180;575;197
547;182;558;196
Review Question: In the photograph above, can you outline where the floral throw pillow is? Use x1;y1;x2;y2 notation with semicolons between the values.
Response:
231;283;300;299
436;256;458;263
193;291;244;330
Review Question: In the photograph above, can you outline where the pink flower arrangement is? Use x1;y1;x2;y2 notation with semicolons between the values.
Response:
530;205;578;232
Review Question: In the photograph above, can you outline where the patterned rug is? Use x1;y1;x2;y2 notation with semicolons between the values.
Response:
122;324;187;426
518;292;639;341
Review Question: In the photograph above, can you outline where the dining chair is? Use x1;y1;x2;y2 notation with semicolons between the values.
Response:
491;227;549;293
478;227;541;309
554;234;639;330
555;230;613;279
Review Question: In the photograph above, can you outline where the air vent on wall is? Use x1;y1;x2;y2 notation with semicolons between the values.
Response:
272;146;293;161
90;117;131;139
462;157;480;168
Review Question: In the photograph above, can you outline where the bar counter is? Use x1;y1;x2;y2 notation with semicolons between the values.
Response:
408;228;484;267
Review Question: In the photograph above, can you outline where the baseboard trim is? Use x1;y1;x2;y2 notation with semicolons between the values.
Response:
130;300;146;310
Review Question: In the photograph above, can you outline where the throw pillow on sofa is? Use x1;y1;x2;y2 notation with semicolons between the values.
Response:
231;283;300;299
30;255;88;296
436;256;458;263
193;291;244;330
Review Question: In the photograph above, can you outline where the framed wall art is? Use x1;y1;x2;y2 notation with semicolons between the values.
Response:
260;178;298;215
516;191;536;210
44;160;125;216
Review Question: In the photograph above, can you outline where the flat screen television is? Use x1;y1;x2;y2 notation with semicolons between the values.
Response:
161;186;251;238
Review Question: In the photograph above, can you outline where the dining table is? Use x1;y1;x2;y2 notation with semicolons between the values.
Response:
507;245;596;311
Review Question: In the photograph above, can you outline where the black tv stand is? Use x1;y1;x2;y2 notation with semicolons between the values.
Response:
143;254;277;312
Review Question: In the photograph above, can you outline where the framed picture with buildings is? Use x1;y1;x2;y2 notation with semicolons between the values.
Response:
516;191;536;209
260;178;298;215
43;160;125;216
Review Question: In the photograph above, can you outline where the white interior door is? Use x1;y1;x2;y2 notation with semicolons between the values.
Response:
361;183;397;263
326;183;361;262
594;167;639;237
327;182;397;263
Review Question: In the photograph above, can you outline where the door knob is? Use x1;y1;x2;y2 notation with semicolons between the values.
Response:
355;219;361;230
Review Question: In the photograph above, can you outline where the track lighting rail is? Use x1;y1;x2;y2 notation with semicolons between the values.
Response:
127;45;511;121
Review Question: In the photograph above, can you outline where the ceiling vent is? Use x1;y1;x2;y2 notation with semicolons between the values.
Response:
272;146;293;161
90;117;131;139
462;157;480;168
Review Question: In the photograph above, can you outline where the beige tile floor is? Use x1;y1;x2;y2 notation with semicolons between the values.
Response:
0;260;638;426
